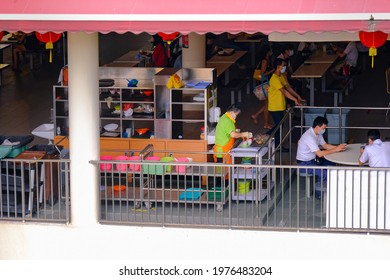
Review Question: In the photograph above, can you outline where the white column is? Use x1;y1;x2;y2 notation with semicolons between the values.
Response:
182;33;205;68
68;32;100;226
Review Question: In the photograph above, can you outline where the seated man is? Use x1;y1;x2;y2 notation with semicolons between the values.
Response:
296;116;347;198
359;129;390;167
330;41;359;78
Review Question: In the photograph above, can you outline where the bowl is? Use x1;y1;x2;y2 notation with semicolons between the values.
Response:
104;123;119;131
113;185;126;192
135;128;149;135
143;90;153;97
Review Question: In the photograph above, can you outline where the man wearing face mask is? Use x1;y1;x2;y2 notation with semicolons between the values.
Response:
267;58;304;151
296;116;347;198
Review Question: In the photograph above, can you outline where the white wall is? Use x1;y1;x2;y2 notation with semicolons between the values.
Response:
0;223;389;260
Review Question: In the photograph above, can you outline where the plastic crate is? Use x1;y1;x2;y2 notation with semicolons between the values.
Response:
0;135;34;158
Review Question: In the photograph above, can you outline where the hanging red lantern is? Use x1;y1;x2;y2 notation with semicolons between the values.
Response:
35;32;62;63
157;32;180;58
359;31;388;68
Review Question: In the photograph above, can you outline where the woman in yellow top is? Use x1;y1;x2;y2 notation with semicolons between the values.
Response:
251;44;274;129
267;58;304;150
214;103;250;163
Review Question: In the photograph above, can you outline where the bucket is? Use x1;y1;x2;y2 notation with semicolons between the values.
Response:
238;180;251;194
143;156;161;174
115;155;129;171
175;157;189;174
127;155;141;171
160;156;175;172
100;155;113;171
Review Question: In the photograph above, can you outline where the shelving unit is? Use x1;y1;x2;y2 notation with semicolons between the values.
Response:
53;67;217;141
230;141;275;202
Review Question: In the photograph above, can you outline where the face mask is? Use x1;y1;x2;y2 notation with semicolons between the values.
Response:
289;50;294;56
280;66;287;74
319;129;326;135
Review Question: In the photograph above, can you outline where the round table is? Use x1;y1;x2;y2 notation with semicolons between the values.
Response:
324;143;363;166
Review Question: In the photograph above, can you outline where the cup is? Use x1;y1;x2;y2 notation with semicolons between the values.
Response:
126;128;132;138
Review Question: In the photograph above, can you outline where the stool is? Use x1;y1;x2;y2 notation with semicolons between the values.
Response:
299;172;313;198
224;78;250;105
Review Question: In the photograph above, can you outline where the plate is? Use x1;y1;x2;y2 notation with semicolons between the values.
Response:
104;123;119;131
101;132;120;137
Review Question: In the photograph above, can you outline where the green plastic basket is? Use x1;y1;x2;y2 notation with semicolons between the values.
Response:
207;187;229;202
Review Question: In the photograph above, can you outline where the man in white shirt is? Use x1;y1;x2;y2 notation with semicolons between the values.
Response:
331;41;359;77
296;116;347;198
359;129;390;167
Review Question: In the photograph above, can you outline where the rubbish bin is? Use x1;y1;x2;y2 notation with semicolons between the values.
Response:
326;109;351;144
304;108;327;128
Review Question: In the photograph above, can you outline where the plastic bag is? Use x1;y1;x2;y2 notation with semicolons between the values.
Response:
166;74;184;89
253;82;269;101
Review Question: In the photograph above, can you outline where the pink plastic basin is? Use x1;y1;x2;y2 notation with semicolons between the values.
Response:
115;155;129;171
100;155;113;171
128;155;141;171
175;157;189;173
145;156;160;161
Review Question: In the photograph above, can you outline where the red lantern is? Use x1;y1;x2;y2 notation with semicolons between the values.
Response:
35;32;62;63
359;31;388;68
157;32;180;58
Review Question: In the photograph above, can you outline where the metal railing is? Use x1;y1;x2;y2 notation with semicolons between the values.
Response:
2;106;390;234
0;157;71;223
93;159;390;233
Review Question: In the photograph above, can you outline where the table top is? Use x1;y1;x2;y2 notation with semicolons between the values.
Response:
324;143;363;166
206;62;233;77
291;62;333;78
207;50;247;63
0;33;18;44
0;44;11;50
305;51;338;64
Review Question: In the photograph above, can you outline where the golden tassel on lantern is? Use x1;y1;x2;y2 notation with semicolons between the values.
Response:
45;42;54;63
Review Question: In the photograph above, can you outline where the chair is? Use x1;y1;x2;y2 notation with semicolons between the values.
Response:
386;67;390;117
298;171;313;198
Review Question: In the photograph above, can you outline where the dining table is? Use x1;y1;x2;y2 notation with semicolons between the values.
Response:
291;62;333;106
0;44;11;64
324;143;364;166
233;34;264;67
206;50;247;85
305;50;338;64
207;50;247;64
